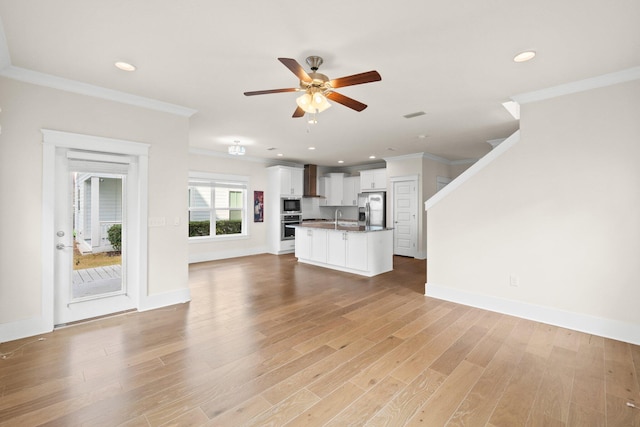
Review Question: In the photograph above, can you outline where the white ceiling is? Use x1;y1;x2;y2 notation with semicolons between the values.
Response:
0;1;638;166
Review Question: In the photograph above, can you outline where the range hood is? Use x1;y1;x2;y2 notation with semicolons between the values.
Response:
303;164;321;197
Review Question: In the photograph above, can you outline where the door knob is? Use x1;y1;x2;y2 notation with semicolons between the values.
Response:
56;243;73;250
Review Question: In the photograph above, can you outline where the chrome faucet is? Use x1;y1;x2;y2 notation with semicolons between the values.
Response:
334;209;342;229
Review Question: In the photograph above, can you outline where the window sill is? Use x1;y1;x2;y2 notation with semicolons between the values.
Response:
189;234;249;243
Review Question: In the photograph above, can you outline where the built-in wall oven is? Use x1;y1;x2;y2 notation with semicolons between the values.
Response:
281;214;302;240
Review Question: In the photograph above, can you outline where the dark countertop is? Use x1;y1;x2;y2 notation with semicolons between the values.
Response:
291;222;392;233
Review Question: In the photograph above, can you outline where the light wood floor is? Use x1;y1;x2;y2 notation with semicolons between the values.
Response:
1;254;639;426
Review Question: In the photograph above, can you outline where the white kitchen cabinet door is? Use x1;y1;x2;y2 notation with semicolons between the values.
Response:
279;167;304;196
325;173;344;206
310;229;327;263
343;176;358;206
291;168;304;196
327;231;347;267
360;168;386;192
318;177;329;206
346;232;368;271
295;228;311;259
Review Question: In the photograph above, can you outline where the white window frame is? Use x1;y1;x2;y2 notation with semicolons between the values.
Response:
188;171;249;241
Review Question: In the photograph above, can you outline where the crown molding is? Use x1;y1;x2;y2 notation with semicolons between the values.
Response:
0;17;196;118
385;151;479;166
0;66;197;117
512;66;640;105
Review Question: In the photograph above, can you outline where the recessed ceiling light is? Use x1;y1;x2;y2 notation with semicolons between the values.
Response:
338;160;344;164
308;147;316;150
369;155;376;159
513;51;536;63
417;134;427;139
115;61;136;71
277;153;284;157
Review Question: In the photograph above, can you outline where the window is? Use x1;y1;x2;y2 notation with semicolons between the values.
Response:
188;173;249;239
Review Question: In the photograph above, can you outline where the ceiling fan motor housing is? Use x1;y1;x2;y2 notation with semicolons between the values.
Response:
305;55;324;71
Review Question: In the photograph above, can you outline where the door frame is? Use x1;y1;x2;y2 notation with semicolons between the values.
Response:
42;129;149;329
390;175;420;258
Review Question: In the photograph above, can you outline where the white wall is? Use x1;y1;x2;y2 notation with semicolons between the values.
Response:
426;79;640;344
0;77;190;336
188;152;269;262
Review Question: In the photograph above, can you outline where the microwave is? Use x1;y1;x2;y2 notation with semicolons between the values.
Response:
281;197;301;213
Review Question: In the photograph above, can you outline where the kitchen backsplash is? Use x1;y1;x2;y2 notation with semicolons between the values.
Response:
301;198;358;220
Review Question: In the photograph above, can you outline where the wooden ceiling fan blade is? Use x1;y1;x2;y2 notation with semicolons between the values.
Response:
244;88;298;96
329;70;382;88
326;92;367;112
278;58;312;82
292;107;305;118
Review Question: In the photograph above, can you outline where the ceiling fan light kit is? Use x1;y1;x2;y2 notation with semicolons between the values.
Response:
296;90;331;114
244;56;381;118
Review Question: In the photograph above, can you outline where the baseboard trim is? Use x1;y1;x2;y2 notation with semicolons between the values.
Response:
0;316;53;343
0;288;191;343
425;282;640;345
189;246;268;264
139;288;191;312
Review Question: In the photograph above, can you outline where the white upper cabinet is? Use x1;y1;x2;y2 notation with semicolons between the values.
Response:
278;167;303;196
322;173;358;206
343;176;358;206
360;168;386;192
318;176;328;206
325;173;345;206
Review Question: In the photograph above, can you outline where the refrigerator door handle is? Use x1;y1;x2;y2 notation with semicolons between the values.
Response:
365;202;370;226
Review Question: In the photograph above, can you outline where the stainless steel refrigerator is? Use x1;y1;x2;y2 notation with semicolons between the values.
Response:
358;192;386;227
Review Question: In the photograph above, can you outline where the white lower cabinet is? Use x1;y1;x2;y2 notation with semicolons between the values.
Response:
327;231;367;270
296;227;391;277
295;228;327;263
327;231;347;267
345;232;367;271
295;229;311;259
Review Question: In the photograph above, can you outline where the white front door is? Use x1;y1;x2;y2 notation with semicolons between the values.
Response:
393;180;418;257
54;148;135;325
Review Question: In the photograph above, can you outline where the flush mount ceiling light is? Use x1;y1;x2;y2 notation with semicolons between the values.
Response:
228;141;245;156
513;51;536;63
115;61;136;71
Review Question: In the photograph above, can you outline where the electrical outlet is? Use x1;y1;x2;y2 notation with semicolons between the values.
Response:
509;275;520;287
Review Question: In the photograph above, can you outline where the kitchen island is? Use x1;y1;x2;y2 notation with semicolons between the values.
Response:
293;222;393;277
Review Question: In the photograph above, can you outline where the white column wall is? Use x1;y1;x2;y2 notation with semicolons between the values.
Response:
426;80;640;344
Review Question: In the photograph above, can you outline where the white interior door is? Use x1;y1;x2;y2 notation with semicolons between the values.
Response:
54;148;135;325
393;180;417;257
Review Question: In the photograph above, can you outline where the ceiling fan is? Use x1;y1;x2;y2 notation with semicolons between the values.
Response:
243;56;382;118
